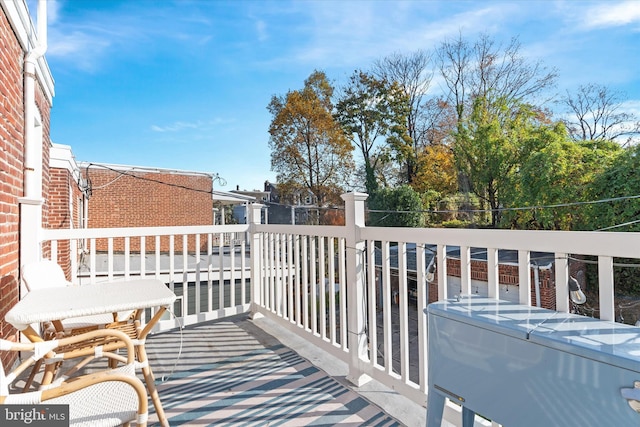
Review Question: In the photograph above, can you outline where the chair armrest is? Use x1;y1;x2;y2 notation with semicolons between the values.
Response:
2;329;137;388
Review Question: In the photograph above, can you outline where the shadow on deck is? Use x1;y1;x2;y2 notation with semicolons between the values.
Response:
145;314;424;426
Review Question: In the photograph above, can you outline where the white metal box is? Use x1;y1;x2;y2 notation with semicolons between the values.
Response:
426;296;640;426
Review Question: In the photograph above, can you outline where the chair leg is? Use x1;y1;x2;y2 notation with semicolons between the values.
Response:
23;359;43;392
108;356;118;369
136;344;168;427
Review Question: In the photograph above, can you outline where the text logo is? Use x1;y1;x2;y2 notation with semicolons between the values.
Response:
1;405;69;426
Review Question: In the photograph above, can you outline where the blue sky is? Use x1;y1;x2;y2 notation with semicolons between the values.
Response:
39;0;640;192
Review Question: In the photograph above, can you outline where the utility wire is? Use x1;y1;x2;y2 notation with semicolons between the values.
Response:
367;193;640;215
596;219;640;231
85;163;223;195
83;163;640;231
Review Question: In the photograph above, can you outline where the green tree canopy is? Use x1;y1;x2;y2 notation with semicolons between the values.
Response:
334;70;410;194
367;185;423;227
502;126;621;230
580;143;639;231
454;96;547;226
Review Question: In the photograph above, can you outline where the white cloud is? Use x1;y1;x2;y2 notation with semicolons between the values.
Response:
47;27;113;72
151;121;198;133
47;28;110;56
150;118;230;133
46;1;214;72
582;1;640;28
272;2;509;70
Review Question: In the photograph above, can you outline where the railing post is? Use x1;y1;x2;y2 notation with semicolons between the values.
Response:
341;192;371;387
555;253;569;313
249;203;264;319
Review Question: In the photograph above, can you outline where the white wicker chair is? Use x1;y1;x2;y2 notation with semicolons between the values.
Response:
0;329;148;427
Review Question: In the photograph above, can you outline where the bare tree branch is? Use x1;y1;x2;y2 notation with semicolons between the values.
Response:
561;83;640;144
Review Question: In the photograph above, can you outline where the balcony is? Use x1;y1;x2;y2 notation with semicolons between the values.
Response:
141;313;419;426
39;194;640;426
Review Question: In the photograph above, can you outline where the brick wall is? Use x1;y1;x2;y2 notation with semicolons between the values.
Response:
83;167;214;252
427;258;557;310
0;7;25;354
48;167;81;280
1;5;53;368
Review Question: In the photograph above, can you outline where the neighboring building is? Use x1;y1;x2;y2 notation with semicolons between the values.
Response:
230;181;271;223
0;0;55;354
79;162;255;252
81;163;216;229
49;144;90;277
232;181;318;224
232;181;272;204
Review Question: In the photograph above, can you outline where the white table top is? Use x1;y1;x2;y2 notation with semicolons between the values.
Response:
5;278;176;331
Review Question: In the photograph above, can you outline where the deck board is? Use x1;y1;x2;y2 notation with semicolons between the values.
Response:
145;315;403;426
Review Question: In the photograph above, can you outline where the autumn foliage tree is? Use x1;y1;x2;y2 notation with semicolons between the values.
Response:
268;70;354;206
413;144;457;196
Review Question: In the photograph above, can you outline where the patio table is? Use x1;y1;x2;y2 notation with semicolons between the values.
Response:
5;278;176;427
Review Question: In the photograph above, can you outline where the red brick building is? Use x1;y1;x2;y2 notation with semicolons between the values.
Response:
79;163;254;252
82;164;214;229
0;0;55;357
50;144;89;278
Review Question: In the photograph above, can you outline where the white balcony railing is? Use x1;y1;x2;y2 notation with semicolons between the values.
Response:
40;193;640;425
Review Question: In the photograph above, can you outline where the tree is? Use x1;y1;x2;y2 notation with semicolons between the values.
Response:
334;70;410;194
268;70;354;206
437;32;472;123
438;32;558;198
581;143;640;231
580;144;640;297
373;50;435;184
438;32;558;123
454;97;547;227
502;125;621;230
417;97;458;147
412;144;457;196
352;152;405;191
561;83;640;145
367;185;423;227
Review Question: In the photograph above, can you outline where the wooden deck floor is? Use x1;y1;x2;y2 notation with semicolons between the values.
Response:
144;315;404;426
